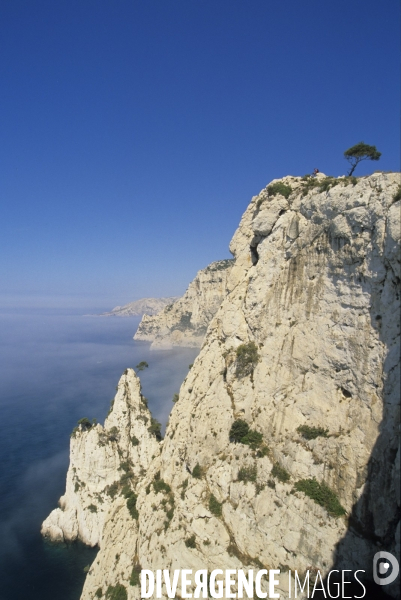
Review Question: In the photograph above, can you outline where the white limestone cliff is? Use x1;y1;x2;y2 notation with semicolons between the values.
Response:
101;297;179;317
41;369;160;546
43;172;400;599
134;259;234;349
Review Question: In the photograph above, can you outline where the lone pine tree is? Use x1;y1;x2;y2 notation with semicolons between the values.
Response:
344;141;381;176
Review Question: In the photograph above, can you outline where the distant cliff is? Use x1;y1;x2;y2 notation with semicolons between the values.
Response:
43;172;400;599
134;259;234;348
101;297;179;317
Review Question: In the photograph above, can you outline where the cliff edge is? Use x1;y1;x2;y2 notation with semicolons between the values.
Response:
134;259;234;349
102;297;179;317
43;172;400;599
41;370;160;546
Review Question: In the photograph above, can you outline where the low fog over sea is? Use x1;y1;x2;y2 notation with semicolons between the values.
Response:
0;305;198;600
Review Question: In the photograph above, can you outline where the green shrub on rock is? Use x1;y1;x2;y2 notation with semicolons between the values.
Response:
135;361;148;371
107;426;119;442
106;481;119;498
235;342;260;377
209;494;222;517
271;463;290;483
185;535;196;548
130;564;142;586
256;445;269;458
318;177;340;193
105;584;127;600
120;471;134;487
192;463;203;479
126;492;138;520
229;420;264;450
77;417;93;429
152;471;171;494
241;430;263;449
297;425;329;440
294;478;346;517
267;182;292;199
229;419;249;443
180;478;188;499
148;418;162;441
238;464;257;483
71;417;96;437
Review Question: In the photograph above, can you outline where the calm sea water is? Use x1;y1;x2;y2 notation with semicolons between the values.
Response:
0;307;198;600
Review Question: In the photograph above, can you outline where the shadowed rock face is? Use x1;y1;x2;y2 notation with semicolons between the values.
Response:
43;173;400;599
134;259;234;349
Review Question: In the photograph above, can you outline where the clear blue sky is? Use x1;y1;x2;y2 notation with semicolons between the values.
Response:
1;0;399;309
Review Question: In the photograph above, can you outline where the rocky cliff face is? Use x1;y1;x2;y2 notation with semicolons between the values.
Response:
102;297;179;317
43;172;400;599
41;370;160;546
134;259;234;349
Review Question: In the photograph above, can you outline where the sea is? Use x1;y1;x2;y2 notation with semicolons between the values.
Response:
0;306;199;600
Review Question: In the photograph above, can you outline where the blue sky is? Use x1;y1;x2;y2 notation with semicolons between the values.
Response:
1;0;399;309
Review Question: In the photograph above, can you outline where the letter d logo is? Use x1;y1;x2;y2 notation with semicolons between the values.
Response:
373;551;399;586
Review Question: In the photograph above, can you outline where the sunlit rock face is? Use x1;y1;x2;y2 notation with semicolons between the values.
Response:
134;259;234;349
41;369;160;546
102;297;179;317
43;173;400;599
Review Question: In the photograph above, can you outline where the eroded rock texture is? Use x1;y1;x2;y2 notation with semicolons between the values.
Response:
134;260;234;348
41;370;160;546
43;173;400;599
102;297;179;317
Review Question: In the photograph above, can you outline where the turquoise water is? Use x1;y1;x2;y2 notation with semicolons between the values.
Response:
0;307;198;600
